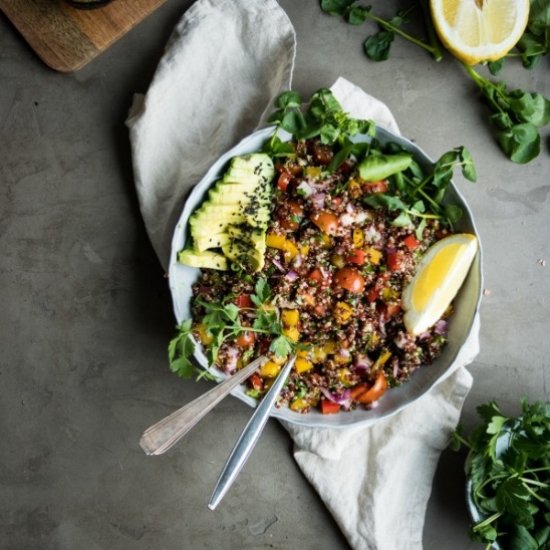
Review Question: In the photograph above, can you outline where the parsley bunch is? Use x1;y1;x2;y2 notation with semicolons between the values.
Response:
451;400;550;549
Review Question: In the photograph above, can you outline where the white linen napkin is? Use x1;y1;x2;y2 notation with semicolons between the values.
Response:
127;2;479;549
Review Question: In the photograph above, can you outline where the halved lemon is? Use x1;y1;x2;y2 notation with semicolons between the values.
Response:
430;0;530;65
403;233;478;335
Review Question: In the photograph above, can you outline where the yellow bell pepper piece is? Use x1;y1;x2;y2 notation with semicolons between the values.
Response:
260;360;282;378
305;166;322;179
281;309;299;327
373;349;391;371
283;326;300;342
348;179;362;199
353;227;364;248
295;356;314;374
290;398;309;411
365;247;383;265
337;367;353;386
266;233;298;261
196;323;213;345
333;301;353;324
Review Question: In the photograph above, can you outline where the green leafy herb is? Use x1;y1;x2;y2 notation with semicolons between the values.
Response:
465;65;550;164
168;319;196;378
363;145;476;228
265;88;375;154
451;399;550;549
320;0;443;61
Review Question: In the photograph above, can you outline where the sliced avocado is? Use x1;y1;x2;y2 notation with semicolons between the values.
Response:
177;249;228;270
193;232;231;253
183;153;274;272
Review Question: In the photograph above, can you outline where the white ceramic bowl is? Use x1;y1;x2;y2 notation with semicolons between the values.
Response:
168;126;482;428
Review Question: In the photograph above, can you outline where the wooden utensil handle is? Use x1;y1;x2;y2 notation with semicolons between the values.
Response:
139;356;266;456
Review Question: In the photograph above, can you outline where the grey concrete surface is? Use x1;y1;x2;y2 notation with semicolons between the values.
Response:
0;1;548;549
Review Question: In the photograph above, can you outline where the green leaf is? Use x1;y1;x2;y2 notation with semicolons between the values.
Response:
509;91;550;127
270;335;294;358
275;90;302;109
363;193;408;212
320;0;356;16
444;204;463;224
281;110;307;135
346;5;370;24
509;525;540;550
168;320;196;378
488;58;505;75
364;30;395;61
358;152;412;181
320;123;340;144
496;123;541;164
459;146;477;181
391;211;413;227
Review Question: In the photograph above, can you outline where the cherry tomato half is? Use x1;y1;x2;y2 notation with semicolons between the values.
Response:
334;267;365;293
236;331;255;348
310;211;339;235
307;268;324;283
362;180;389;194
320;399;341;414
236;294;253;308
356;372;388;403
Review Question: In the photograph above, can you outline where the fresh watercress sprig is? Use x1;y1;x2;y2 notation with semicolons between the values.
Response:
363;145;476;230
265;88;375;155
465;65;550;164
451;399;550;549
168;278;295;378
320;0;443;61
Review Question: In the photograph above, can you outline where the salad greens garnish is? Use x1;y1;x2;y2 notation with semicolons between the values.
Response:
168;278;295;378
320;0;550;164
265;88;376;158
465;65;550;164
451;399;550;549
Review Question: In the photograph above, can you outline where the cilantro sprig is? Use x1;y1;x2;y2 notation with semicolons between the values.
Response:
168;278;295;378
451;399;550;549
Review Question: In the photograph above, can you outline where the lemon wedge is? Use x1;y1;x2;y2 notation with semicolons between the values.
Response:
403;233;478;335
430;0;529;65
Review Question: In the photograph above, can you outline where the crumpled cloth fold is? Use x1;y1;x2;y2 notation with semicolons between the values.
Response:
127;2;478;548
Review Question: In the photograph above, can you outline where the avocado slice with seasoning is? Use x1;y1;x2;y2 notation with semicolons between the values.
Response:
177;249;228;270
178;153;274;272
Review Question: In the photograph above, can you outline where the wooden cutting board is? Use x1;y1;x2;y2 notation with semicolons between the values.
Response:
0;0;166;72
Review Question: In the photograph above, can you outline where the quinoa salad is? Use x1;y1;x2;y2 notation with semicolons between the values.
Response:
189;137;452;414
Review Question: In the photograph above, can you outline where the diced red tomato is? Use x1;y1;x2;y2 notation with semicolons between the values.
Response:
313;303;327;316
387;250;405;272
356;372;388;403
277;171;292;192
346;249;366;266
307;268;324;283
320;399;341;414
280;201;304;231
236;331;255;348
350;384;369;401
362;180;389;194
334;267;365;293
249;373;263;391
310;211;339;235
236;294;253;308
403;234;420;250
367;274;390;303
383;303;401;318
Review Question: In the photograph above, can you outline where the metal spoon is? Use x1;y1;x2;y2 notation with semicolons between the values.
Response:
208;355;296;510
139;355;267;456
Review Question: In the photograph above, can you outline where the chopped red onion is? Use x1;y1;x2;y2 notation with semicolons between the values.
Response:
271;257;286;272
285;270;299;282
340;213;354;226
354;354;373;371
311;193;326;209
434;319;448;335
296;181;314;197
320;388;352;409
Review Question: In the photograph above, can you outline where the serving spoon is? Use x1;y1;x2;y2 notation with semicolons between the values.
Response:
208;355;296;510
139;355;268;456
